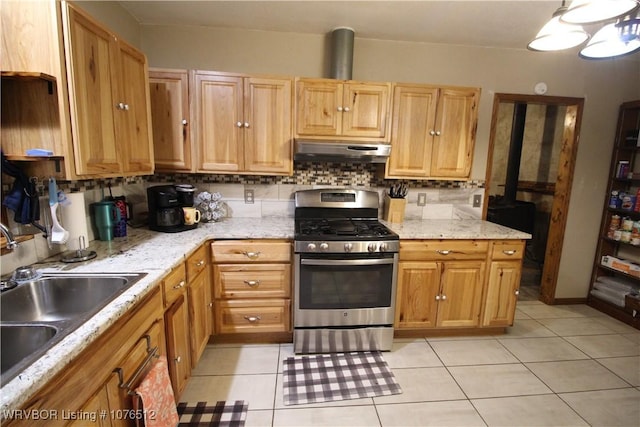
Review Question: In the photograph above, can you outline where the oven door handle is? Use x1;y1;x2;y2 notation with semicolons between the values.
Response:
300;258;395;266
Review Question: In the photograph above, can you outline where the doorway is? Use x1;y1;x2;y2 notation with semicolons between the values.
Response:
484;94;584;304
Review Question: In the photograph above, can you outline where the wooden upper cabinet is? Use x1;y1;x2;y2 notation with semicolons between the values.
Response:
243;77;293;174
387;85;438;177
64;3;120;175
149;69;193;172
192;71;293;175
431;87;480;178
63;2;154;177
116;39;154;174
386;84;479;180
295;78;390;141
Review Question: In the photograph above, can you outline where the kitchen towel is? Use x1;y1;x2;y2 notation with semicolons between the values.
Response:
134;355;179;427
60;192;89;250
282;351;402;405
177;401;248;427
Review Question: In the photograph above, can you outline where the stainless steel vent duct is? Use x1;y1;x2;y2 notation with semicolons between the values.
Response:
330;27;354;80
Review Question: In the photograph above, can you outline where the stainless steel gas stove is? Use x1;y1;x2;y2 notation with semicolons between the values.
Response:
293;188;399;354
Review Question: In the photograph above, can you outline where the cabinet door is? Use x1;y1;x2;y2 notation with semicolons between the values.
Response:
64;3;121;175
295;79;342;136
483;260;521;327
116;39;154;174
437;261;485;327
395;261;440;329
194;73;243;172
430;87;479;178
165;294;192;399
72;381;113;427
387;84;438;177
243;77;293;174
341;82;390;138
149;69;192;172
188;268;212;368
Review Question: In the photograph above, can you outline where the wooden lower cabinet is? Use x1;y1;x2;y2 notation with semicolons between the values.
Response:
395;260;484;328
211;240;292;339
482;241;526;327
395;239;524;332
9;287;165;427
164;293;191;399
186;243;212;368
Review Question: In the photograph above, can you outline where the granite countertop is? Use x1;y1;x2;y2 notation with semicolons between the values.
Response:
0;217;528;413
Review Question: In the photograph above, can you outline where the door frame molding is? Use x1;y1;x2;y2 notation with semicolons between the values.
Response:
483;93;584;304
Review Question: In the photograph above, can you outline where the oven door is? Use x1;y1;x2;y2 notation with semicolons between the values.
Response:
294;252;398;327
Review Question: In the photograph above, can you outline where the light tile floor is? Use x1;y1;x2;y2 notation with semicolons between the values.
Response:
181;301;640;426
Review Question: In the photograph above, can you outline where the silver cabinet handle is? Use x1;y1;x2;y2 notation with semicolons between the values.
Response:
343;107;350;112
116;102;125;110
244;280;260;287
503;250;517;256
175;356;182;363
236;121;243;127
123;103;129;111
244;315;261;323
182;119;188;125
515;289;520;296
243;251;261;260
435;295;441;300
430;130;436;136
441;294;447;300
435;130;441;136
243;122;250;128
337;106;343;112
172;280;186;289
436;250;451;255
208;302;213;307
195;260;205;267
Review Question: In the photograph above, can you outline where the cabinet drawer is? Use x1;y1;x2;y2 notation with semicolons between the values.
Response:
400;240;488;261
163;263;187;307
214;264;291;299
211;240;291;263
491;241;525;260
187;244;209;282
214;299;290;334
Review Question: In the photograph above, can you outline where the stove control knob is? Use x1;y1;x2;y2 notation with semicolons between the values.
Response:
379;242;388;252
367;243;378;252
344;243;353;252
320;242;329;251
307;243;317;251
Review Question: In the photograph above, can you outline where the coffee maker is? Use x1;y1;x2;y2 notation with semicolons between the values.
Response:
147;185;197;233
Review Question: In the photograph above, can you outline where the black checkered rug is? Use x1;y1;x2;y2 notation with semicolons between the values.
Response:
177;401;247;426
282;351;402;405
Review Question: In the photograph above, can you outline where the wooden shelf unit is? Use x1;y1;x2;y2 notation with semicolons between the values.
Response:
589;100;640;329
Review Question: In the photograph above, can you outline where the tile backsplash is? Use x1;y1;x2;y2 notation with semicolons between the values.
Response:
1;162;484;273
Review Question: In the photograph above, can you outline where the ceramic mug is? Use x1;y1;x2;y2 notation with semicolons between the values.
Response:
182;207;201;225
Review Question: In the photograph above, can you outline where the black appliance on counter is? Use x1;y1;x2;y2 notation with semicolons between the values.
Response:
293;188;400;354
147;184;197;233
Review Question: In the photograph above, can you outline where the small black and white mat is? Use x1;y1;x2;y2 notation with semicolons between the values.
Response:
283;351;402;405
177;401;248;427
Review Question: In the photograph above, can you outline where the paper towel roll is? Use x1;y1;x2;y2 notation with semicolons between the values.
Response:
60;192;90;251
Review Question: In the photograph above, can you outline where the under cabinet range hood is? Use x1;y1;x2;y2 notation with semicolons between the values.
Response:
294;140;391;163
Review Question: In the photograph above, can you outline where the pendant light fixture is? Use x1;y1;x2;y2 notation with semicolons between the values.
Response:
528;1;589;51
561;0;639;24
529;0;640;59
580;20;640;58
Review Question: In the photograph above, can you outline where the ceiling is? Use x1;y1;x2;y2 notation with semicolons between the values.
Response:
118;0;609;51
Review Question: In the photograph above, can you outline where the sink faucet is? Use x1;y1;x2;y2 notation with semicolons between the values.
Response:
0;222;18;250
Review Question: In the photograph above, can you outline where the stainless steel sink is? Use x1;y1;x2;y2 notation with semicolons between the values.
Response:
0;272;146;382
1;276;130;322
1;325;57;376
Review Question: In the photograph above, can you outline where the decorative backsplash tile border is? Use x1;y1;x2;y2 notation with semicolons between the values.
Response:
148;162;485;189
